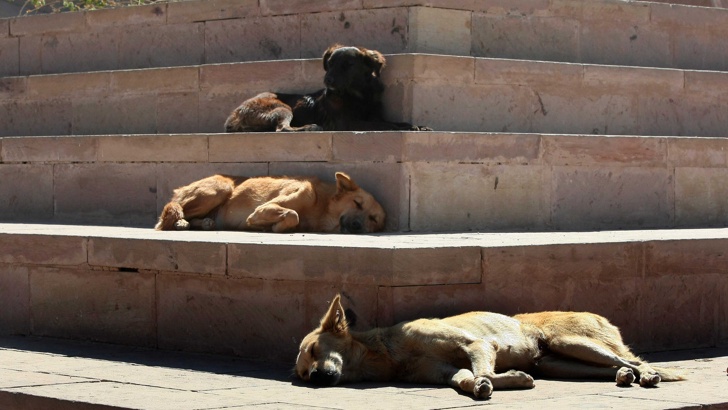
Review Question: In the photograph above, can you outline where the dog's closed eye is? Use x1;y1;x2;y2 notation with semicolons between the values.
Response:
354;200;363;210
309;342;317;359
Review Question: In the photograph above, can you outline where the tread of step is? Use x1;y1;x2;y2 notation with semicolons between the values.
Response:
3;132;728;232
2;223;727;360
1;335;726;410
2;54;728;137
1;0;727;77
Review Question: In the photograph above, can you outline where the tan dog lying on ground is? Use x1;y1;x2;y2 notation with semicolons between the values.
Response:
295;295;684;399
155;172;385;234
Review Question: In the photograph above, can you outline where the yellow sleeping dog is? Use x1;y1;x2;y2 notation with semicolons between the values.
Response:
295;295;684;399
156;172;385;234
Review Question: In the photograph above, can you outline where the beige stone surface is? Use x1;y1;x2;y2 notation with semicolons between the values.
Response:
9;12;85;36
4;0;728;78
97;134;208;163
299;8;410;59
3;53;728;136
0;233;86;265
0;266;30;335
117;23;205;71
89;237;227;275
550;166;674;231
40;31;119;75
167;0;259;24
1;136;97;162
0;164;53;220
156;274;309;357
29;266;156;346
675;168;728;227
53;163;158;226
0;37;19;77
408;162;550;231
0;335;726;410
408;7;471;55
209;133;332;163
472;13;580;63
3;131;728;231
204;15;301;64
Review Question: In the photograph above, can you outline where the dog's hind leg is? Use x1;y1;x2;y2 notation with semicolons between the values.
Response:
156;176;235;231
534;355;633;384
543;335;666;387
246;203;300;232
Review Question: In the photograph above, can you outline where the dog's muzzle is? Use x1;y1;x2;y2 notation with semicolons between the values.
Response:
309;368;340;386
340;215;365;234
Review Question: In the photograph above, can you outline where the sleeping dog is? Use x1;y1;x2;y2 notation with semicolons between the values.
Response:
224;44;430;132
295;295;685;399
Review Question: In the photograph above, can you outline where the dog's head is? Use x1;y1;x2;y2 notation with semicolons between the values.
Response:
322;44;386;98
329;172;386;234
295;294;353;386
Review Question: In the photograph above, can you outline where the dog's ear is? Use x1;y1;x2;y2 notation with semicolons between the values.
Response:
320;294;348;334
335;172;360;193
364;49;386;77
322;44;343;72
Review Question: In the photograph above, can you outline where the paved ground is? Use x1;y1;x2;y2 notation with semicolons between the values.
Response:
0;336;726;409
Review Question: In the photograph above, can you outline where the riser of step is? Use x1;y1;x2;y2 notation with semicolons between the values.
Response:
2;55;728;137
1;224;726;361
1;0;727;78
2;132;728;232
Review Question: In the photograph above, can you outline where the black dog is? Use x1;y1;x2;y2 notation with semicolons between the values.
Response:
224;44;431;132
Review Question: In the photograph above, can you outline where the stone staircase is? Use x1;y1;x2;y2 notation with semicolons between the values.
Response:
1;0;728;373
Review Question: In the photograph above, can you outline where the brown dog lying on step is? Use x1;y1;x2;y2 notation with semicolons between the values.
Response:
155;172;385;234
224;44;431;132
295;295;685;399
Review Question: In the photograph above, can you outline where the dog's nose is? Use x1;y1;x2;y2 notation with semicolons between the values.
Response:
340;216;364;234
309;368;339;386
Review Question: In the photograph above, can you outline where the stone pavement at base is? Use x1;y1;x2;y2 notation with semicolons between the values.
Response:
0;336;726;410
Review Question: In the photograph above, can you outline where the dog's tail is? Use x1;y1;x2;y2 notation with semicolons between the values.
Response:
652;366;687;382
155;202;184;231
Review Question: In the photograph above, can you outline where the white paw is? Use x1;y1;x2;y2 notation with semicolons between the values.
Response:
174;219;190;230
473;377;493;399
640;372;661;387
616;367;635;386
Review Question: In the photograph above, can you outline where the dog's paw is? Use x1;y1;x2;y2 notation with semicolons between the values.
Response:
639;372;661;387
412;125;433;131
174;219;190;230
201;218;216;231
505;370;535;388
616;367;635;386
473;377;493;400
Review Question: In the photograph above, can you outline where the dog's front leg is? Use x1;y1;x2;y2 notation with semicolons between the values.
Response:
246;203;300;232
466;339;535;392
447;367;494;399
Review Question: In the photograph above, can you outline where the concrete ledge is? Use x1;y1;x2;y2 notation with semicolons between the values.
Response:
1;224;727;359
2;132;728;232
0;336;726;410
2;55;728;137
1;0;727;77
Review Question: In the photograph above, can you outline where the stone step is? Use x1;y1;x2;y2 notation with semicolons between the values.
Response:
2;54;728;137
2;132;727;232
2;0;728;78
0;335;726;409
1;223;727;361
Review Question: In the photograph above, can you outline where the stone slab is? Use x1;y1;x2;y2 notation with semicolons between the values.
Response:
4;132;728;232
0;336;726;410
